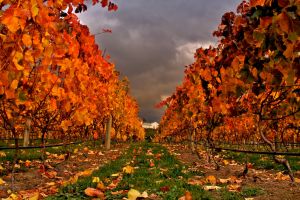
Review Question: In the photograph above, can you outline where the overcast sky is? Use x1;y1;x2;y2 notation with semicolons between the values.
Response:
78;0;241;122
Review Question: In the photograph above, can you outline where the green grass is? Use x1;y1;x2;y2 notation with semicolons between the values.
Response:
215;187;264;200
47;142;211;200
222;151;300;171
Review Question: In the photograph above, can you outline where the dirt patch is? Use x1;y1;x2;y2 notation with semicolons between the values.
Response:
164;143;300;200
0;143;128;198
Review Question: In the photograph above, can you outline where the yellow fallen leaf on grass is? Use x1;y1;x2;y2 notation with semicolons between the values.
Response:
203;185;222;191
92;177;100;183
128;189;141;200
123;165;134;174
0;164;4;170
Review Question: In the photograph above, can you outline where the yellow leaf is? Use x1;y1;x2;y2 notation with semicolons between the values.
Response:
6;193;19;200
0;178;6;185
10;80;18;90
12;51;24;70
31;0;39;17
123;165;134;174
203;185;221;191
128;189;141;200
73;148;78;154
28;192;39;200
92;177;100;183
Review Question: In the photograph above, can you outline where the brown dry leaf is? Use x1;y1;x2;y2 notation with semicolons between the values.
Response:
46;171;57;179
111;190;127;195
188;178;205;186
227;184;241;192
123;165;134;174
203;185;222;191
206;175;217;185
295;178;300;183
84;188;104;199
219;178;231;184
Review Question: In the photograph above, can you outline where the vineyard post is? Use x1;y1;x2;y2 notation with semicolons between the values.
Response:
105;115;112;150
23;118;31;147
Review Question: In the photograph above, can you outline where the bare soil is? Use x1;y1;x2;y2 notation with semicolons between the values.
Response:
164;143;300;200
0;143;128;198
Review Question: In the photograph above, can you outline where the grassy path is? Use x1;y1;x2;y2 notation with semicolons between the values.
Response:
48;142;211;199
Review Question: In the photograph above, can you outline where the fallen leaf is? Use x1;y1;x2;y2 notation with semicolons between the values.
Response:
111;190;127;195
184;191;193;200
219;178;231;184
128;189;141;200
222;160;229;165
46;182;56;186
227;184;241;192
203;185;222;191
188;178;205;186
84;188;104;198
0;165;4;170
73;148;78;154
111;173;120;177
206;175;217;185
14;164;20;169
0;178;6;185
0;151;6;157
160;186;170;192
92;177;100;183
25;160;31;167
123;165;134;174
149;159;155;167
96;181;106;191
57;154;65;160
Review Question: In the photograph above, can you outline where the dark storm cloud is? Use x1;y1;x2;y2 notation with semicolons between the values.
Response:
78;0;241;121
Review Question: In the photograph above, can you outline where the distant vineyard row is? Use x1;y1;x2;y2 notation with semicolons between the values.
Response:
157;0;299;181
0;0;145;150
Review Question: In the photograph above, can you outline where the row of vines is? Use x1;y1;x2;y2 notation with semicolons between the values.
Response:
0;0;144;150
157;0;299;181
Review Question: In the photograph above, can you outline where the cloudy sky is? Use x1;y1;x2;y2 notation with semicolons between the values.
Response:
78;0;241;122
